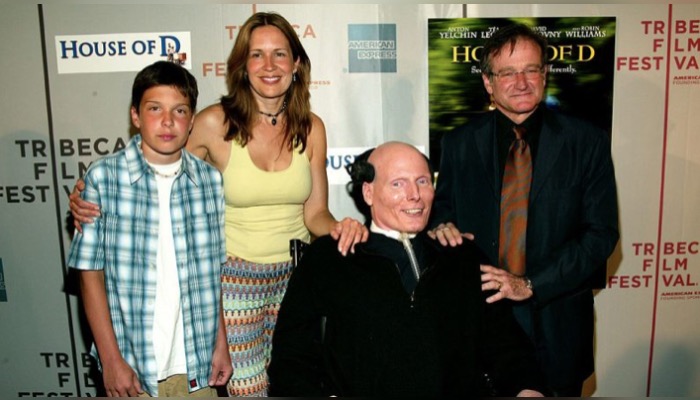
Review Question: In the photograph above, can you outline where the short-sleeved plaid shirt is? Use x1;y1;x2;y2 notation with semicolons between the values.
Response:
68;135;226;396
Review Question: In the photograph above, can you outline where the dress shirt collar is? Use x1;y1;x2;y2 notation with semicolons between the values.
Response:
370;221;416;241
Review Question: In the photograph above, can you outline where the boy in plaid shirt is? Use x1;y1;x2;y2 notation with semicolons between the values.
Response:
68;61;231;397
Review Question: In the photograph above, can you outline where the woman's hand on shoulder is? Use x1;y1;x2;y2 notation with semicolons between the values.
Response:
69;178;100;233
330;217;369;256
304;113;369;255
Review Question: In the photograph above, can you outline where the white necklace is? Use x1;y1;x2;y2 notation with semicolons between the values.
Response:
148;159;182;178
151;167;179;178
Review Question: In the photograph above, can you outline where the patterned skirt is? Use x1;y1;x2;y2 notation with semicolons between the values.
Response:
221;257;294;397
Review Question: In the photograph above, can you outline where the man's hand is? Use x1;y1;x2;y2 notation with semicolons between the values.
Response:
102;358;143;397
480;264;533;303
69;179;100;233
330;217;369;256
517;389;544;397
427;222;473;247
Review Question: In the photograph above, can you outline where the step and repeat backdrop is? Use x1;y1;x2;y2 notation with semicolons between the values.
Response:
1;3;698;397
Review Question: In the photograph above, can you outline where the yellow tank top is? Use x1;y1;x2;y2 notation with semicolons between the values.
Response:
223;141;312;263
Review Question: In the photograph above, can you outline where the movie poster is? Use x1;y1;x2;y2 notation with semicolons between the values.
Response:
428;17;616;167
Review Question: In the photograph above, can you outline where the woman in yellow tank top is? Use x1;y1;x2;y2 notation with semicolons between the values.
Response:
186;12;370;397
70;12;369;397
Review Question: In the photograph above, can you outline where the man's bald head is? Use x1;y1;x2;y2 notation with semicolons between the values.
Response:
362;142;434;234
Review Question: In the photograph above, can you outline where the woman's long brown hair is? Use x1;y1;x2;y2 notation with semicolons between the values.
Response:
220;12;312;153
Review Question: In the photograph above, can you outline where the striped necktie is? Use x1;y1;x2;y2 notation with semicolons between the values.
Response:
498;126;531;276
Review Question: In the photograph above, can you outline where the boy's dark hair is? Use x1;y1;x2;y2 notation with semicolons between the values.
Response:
131;61;198;112
480;23;548;76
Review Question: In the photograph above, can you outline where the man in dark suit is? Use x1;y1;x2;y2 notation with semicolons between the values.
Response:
430;24;619;396
268;142;546;397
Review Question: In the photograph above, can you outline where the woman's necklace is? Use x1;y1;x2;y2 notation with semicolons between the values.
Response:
258;101;287;126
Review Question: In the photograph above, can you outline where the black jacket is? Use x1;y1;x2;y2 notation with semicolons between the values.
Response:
268;232;546;396
431;109;619;388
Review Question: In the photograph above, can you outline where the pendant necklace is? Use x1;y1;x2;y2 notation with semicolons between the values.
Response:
259;101;287;126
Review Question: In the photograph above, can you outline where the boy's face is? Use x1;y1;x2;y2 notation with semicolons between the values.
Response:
130;85;194;164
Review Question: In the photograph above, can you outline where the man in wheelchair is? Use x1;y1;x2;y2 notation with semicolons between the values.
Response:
268;141;546;397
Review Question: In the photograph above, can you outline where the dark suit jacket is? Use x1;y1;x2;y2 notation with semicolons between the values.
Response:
431;108;619;389
268;233;547;396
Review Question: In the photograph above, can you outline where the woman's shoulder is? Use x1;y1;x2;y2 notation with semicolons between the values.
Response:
188;103;231;169
307;112;326;142
302;112;326;158
191;104;229;145
195;103;226;129
310;112;325;129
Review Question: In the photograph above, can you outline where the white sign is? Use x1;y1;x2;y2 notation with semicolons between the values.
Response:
55;32;191;74
326;146;426;186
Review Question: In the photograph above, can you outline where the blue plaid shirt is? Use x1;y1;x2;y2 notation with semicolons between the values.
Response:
68;135;226;396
